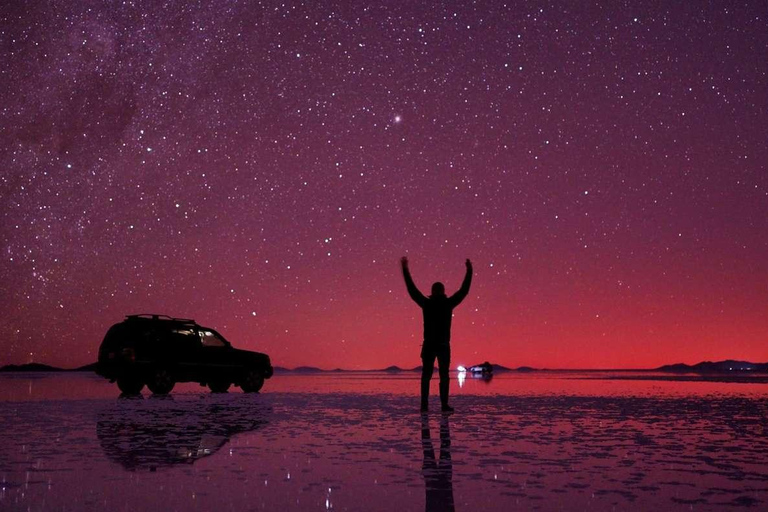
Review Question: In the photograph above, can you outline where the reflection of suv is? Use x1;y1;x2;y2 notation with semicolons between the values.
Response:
96;314;273;395
97;397;271;470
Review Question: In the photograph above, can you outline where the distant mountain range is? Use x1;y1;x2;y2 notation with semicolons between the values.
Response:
655;360;768;374
2;360;767;374
0;362;99;373
0;362;521;373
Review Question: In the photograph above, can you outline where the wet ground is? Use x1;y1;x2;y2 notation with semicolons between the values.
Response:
1;372;767;511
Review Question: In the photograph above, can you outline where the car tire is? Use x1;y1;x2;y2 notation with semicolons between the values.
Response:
147;368;175;395
208;381;231;393
117;376;144;395
240;370;264;393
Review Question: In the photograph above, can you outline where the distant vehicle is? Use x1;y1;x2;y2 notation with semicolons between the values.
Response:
468;362;493;374
96;314;273;395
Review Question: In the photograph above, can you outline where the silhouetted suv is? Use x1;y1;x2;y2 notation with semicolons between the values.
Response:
97;314;273;395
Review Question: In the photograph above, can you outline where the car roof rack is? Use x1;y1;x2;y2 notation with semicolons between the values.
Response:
126;314;196;324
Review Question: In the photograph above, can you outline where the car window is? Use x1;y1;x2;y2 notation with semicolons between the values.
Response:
200;330;226;347
172;328;201;348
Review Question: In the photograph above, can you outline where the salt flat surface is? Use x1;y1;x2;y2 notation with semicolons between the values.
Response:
1;372;767;511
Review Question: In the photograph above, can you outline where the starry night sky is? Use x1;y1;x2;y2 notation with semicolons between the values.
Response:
1;1;767;370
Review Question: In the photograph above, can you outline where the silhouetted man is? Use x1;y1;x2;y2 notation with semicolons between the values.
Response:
401;257;472;412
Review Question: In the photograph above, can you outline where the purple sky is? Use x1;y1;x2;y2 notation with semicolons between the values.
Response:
1;1;767;369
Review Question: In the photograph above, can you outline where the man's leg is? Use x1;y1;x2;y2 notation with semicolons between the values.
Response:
421;353;435;411
437;347;452;411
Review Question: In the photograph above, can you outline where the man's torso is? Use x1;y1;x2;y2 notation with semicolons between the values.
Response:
421;298;454;347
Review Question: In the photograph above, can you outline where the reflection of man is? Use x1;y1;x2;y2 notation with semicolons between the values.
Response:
421;413;455;512
401;257;473;412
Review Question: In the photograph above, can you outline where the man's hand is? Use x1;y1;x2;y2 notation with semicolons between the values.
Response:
465;258;473;270
401;256;409;269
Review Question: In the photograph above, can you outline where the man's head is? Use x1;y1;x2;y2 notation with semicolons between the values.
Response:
430;282;446;297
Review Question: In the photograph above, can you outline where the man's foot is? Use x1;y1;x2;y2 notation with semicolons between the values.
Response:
441;404;454;413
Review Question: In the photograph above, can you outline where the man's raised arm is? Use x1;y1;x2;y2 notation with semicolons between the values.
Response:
401;256;427;306
449;259;473;306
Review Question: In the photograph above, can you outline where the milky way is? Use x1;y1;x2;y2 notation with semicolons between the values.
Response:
1;1;767;369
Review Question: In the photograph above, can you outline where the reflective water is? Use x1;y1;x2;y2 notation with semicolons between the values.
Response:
1;372;767;511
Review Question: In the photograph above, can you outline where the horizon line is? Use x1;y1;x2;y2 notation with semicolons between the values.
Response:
3;359;767;373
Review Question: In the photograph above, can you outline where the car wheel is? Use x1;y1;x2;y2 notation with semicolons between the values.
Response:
147;368;175;395
240;370;264;393
117;376;144;395
208;381;231;393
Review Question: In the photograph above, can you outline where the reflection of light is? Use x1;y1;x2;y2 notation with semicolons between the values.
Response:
457;365;467;387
